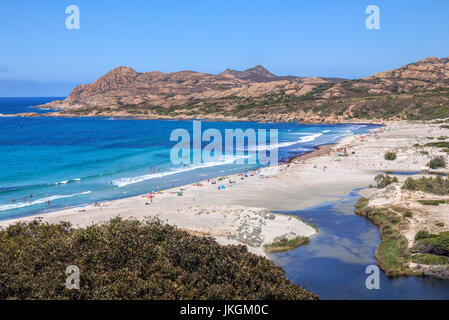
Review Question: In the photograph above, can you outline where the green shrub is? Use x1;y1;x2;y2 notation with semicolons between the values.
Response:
427;156;447;169
0;219;317;300
415;230;431;240
403;176;449;195
264;236;309;253
438;136;449;140
384;152;397;161
436;222;445;227
412;253;449;265
403;211;413;218
420;150;429;155
417;199;448;206
413;231;449;256
375;174;399;188
425;141;449;148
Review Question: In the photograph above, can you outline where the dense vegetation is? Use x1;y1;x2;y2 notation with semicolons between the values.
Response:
403;176;449;195
413;230;449;257
0;218;317;300
411;230;449;278
354;199;414;277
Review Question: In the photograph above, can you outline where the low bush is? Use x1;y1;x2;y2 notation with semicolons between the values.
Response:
415;230;431;240
413;231;449;257
375;174;398;188
427;156;447;169
417;199;448;206
384;152;397;161
425;141;449;148
403;176;449;195
412;253;449;265
264;236;309;253
403;211;413;218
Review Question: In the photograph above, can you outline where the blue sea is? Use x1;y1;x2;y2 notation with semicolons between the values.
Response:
0;97;378;221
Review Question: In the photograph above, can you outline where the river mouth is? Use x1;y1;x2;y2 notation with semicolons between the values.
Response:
270;188;449;300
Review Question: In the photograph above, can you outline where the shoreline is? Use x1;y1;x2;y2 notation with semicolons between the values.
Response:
0;124;382;256
5;107;385;126
289;144;333;163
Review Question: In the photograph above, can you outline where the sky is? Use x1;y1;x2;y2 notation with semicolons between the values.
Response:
0;0;449;96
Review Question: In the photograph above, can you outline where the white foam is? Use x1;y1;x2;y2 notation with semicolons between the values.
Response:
112;156;249;187
238;132;324;152
0;191;91;212
298;133;323;143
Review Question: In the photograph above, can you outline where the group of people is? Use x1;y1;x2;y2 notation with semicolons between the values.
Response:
11;193;52;206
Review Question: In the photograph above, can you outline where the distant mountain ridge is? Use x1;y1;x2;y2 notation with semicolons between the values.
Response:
220;65;278;82
36;56;449;122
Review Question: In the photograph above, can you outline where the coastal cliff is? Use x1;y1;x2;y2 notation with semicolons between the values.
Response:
35;57;449;122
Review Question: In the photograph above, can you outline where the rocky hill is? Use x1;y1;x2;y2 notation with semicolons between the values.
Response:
37;57;449;122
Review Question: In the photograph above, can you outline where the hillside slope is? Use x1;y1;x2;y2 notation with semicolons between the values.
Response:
37;57;449;122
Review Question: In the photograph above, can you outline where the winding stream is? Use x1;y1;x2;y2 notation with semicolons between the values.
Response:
271;188;449;300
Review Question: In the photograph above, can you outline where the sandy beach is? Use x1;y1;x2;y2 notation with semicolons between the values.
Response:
2;120;448;257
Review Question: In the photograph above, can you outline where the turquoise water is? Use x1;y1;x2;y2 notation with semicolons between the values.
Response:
271;189;449;300
0;98;378;221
